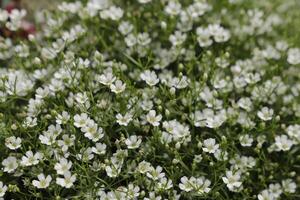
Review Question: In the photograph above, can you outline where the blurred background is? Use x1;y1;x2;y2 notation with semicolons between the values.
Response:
1;0;58;17
1;0;300;42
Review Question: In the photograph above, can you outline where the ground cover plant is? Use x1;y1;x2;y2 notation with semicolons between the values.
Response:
0;0;299;199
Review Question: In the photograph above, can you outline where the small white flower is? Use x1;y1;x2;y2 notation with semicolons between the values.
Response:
146;110;162;126
202;138;219;153
23;116;38;128
165;1;181;16
110;80;126;94
41;47;57;60
237;97;253;112
282;179;296;193
116;113;133;126
146;166;165;181
275;135;293;151
54;158;72;175
56;111;70;125
118;21;134;35
268;183;282;198
0;10;9;22
239;134;253;147
137;161;152;174
2;156;18;173
125;34;137;47
287;48;300;65
140;70;159;86
5;136;22;150
39;131;57;145
76;147;94;161
98;72;116;86
32;173;52;189
92;143;107;155
257;107;273;121
73;113;89;128
179;176;211;194
56;171;76;188
286;124;300;141
125;135;142;149
0;181;8;197
100;6;124;21
57;134;76;152
257;189;275;200
137;32;151;46
81;121;104;142
222;171;242;191
169;31;187;46
21;151;43;166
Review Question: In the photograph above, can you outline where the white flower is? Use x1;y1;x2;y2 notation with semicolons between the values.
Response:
202;138;219;153
118;21;134;35
165;1;181;16
237;97;253;112
156;177;173;190
73;113;89;128
76;147;94;161
281;179;296;193
2;156;18;173
32;174;52;189
257;107;273;121
286;124;300;141
137;161;152;174
41;47;57;60
75;92;90;108
125;34;137;47
23;116;37;128
0;10;8;22
105;165;121;178
125;135;142;149
140;70;159;86
56;111;70;125
57;134;76;152
169;31;187;46
205;111;227;129
100;6;124;21
56;171;76;188
146;110;162;126
137;32;151;46
81;121;104;142
54;158;72;175
222;171;242;191
5;136;22;150
110;80;126;94
268;183;282;198
179;176;211;194
196;27;212;47
287;48;300;65
98;72;116;86
275;135;293;151
39;131;58;145
239;134;253;147
146;166;165;181
92;143;107;155
0;181;7;197
116;113;133;126
144;192;162;200
21;151;43;166
258;189;275;200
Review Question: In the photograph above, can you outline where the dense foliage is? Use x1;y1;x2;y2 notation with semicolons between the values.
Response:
0;0;299;199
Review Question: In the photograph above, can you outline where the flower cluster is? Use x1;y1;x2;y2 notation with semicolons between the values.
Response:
0;0;299;199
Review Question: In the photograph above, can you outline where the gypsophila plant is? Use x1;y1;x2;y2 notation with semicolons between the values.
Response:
0;0;300;199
